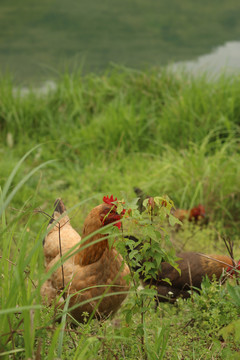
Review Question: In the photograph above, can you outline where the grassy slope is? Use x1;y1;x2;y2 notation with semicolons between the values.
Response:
0;66;240;359
1;67;239;232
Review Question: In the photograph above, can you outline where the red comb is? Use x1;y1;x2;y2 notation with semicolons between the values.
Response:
103;195;118;205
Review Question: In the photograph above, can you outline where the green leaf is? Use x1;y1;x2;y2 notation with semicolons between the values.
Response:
144;261;155;274
125;310;133;324
219;319;240;342
142;242;151;252
136;323;144;336
129;249;139;260
161;277;172;286
227;283;240;306
168;214;182;227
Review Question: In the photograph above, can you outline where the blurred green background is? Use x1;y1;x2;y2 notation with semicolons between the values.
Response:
1;0;240;83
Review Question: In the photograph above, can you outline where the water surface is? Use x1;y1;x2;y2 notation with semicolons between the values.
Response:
1;0;240;84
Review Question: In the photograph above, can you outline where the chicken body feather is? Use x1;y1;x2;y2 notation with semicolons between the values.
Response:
43;212;81;266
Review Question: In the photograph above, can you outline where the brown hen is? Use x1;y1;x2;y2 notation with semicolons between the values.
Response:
41;196;130;322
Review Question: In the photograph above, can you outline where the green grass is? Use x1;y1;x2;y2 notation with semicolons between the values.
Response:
0;66;240;359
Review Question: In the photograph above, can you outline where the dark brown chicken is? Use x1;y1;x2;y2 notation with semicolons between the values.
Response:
41;196;130;322
125;236;239;303
153;252;239;302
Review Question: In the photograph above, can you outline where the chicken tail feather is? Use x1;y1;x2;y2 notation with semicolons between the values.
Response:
48;198;66;224
43;199;67;245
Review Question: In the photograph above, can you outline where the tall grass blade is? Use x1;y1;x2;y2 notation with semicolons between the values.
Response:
57;296;70;358
1;144;41;200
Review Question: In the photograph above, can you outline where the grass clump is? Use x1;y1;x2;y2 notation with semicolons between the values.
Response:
1;67;240;156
